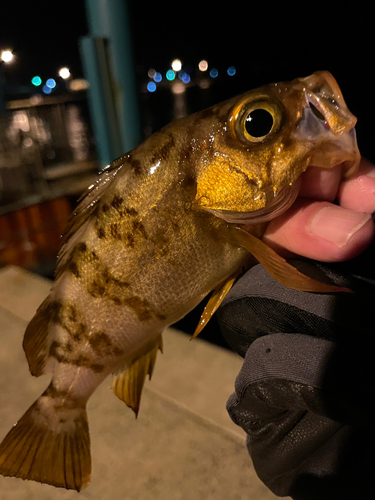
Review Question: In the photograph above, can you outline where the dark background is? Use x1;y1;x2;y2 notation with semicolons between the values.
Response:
1;1;374;158
1;1;374;346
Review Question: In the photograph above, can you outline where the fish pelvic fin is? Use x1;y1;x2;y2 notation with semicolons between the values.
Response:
23;299;56;377
223;226;352;293
192;273;240;339
112;335;163;417
0;384;91;491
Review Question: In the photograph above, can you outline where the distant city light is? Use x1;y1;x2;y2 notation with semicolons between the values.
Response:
198;60;208;71
153;72;162;82
147;81;157;92
1;50;14;63
46;78;56;89
210;68;218;78
227;66;236;76
148;68;156;79
172;82;185;94
42;85;52;95
69;79;90;91
171;59;182;72
59;67;70;79
31;76;42;86
166;70;175;81
199;79;210;89
180;72;190;84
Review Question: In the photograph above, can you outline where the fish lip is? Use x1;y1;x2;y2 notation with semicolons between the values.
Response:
205;179;301;224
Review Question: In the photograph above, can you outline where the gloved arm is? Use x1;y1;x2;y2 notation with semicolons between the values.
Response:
218;248;375;500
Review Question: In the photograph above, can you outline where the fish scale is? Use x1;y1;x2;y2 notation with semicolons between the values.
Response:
0;71;360;491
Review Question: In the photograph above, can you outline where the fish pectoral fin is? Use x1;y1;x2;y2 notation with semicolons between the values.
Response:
192;273;240;339
112;335;163;417
223;225;352;293
22;298;55;377
0;384;91;491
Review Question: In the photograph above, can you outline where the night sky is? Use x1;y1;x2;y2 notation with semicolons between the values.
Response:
1;1;374;158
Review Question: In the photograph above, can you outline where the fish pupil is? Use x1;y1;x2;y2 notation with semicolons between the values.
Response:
245;109;274;138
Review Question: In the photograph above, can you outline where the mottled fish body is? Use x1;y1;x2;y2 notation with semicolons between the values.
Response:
0;72;360;490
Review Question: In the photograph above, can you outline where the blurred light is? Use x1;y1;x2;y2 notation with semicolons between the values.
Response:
172;82;185;94
171;59;182;72
42;85;52;95
198;60;208;71
199;79;210;89
59;67;70;79
147;81;157;92
31;76;42;86
1;50;14;63
30;95;43;105
46;78;56;89
227;66;236;76
166;70;175;81
181;73;190;84
210;68;218;78
69;79;90;91
153;72;162;82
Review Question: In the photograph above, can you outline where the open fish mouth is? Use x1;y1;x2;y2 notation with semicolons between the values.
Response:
205;178;301;224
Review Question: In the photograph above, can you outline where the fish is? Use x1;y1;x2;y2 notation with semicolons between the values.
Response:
0;71;360;491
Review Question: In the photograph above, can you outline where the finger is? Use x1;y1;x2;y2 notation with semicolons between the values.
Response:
338;158;375;213
263;198;374;262
299;163;342;201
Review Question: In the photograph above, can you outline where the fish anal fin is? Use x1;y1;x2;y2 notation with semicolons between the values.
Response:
192;273;239;339
112;335;163;417
224;226;352;293
22;299;55;377
0;386;91;491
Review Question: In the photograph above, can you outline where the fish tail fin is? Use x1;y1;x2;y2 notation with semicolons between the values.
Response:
0;384;91;491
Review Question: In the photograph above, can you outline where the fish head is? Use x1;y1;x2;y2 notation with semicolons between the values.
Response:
194;71;360;224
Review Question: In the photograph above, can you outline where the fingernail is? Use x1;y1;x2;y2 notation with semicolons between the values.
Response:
308;206;371;247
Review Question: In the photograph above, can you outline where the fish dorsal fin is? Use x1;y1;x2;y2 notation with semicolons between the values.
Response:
112;335;163;416
223;225;352;293
192;272;240;339
61;160;125;247
55;158;127;279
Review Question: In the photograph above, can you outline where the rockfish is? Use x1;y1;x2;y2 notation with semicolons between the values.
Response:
0;71;359;490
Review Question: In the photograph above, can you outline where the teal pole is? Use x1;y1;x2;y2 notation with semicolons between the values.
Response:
79;36;123;168
84;0;141;153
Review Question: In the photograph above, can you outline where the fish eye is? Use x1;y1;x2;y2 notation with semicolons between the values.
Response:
245;109;274;138
230;95;284;144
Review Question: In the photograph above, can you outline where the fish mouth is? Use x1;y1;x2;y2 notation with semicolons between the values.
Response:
205;179;301;224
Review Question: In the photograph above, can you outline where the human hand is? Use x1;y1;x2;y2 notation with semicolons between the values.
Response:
263;158;375;262
218;158;375;499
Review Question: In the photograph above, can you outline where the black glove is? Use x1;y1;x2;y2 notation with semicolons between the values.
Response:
218;238;375;500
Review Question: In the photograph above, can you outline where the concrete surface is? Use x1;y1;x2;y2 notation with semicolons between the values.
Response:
0;265;284;500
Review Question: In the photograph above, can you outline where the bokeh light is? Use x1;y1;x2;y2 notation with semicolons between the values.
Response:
42;85;52;95
59;67;71;79
31;76;42;86
198;60;208;71
171;59;182;72
148;68;156;79
1;50;14;63
147;81;157;92
227;66;236;76
210;68;218;78
166;70;176;81
153;72;162;82
46;78;56;89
